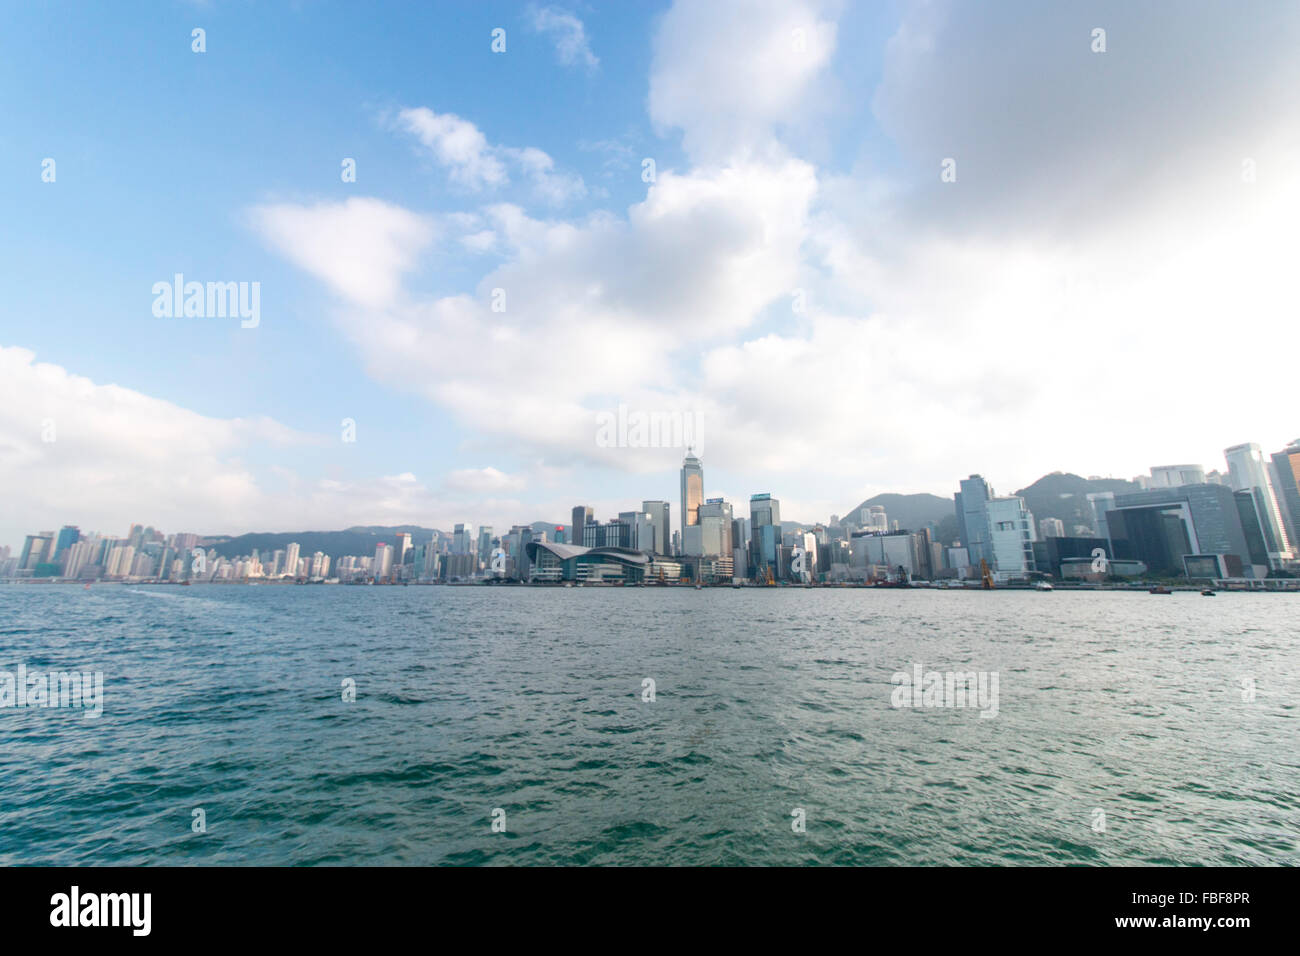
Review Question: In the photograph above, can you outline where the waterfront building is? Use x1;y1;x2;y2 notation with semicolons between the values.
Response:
954;475;995;566
1223;443;1292;570
1105;483;1258;578
525;541;683;584
284;542;301;579
987;496;1037;579
749;493;781;577
641;501;670;555
680;451;704;556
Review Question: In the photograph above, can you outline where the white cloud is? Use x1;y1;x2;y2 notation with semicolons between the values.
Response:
248;198;433;309
648;0;838;161
397;107;587;204
0;346;552;546
527;6;599;71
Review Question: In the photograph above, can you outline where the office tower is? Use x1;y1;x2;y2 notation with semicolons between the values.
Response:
61;539;95;579
393;532;412;566
749;493;782;574
19;534;53;571
1225;443;1293;569
699;499;734;556
1107;484;1256;578
1148;464;1206;488
1269;441;1300;554
477;527;494;561
53;525;80;560
373;543;392;580
1087;492;1116;540
571;506;593;549
284;542;301;579
1039;517;1065;539
106;544;135;578
680;451;704;556
452;524;471;554
641;501;670;555
954;475;995;566
986;496;1037;576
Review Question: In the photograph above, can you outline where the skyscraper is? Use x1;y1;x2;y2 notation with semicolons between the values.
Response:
373;543;392;580
641;500;670;555
1269;441;1300;554
284;542;301;579
955;475;995;566
452;524;472;554
680;451;704;556
749;493;781;575
571;506;593;548
1225;442;1293;569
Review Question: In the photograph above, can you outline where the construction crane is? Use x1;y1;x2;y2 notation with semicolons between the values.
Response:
980;559;995;589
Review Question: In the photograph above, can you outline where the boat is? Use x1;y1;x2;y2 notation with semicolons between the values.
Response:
1035;582;1053;591
1201;589;1216;596
1149;585;1171;594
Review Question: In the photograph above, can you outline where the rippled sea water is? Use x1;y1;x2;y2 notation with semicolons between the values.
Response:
0;584;1296;865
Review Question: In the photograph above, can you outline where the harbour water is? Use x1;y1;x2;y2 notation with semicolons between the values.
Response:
1;584;1296;865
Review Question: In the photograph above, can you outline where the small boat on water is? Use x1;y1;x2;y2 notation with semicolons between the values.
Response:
1035;582;1054;591
1149;585;1172;594
1201;589;1216;596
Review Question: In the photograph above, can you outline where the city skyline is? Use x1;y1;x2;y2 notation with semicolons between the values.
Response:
5;2;1300;557
6;430;1300;553
10;434;1300;588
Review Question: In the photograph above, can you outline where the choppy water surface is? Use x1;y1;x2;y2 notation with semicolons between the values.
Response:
0;584;1296;865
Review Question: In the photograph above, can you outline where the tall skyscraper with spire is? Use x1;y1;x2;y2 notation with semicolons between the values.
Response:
680;450;704;556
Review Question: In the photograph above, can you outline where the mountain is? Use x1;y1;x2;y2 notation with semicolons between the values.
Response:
1013;473;1140;534
841;492;954;531
200;525;442;561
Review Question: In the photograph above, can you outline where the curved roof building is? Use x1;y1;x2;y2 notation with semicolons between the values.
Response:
525;540;681;583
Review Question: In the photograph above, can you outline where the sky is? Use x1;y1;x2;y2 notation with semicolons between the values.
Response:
2;0;1299;549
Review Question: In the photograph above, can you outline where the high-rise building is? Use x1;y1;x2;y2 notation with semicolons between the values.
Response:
284;542;301;579
393;532;412;566
641;501;670;555
477;527;494;561
452;524;472;554
1038;517;1065;539
749;493;781;575
18;533;53;571
1148;464;1206;488
53;525;80;560
1107;483;1257;578
680;451;704;556
1269;441;1300;555
373;543;392;580
987;496;1037;577
571;506;593;550
699;498;734;558
954;475;995;566
1225;442;1293;569
1087;492;1116;540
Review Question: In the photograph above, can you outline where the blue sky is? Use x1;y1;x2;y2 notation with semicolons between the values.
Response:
3;1;1298;548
